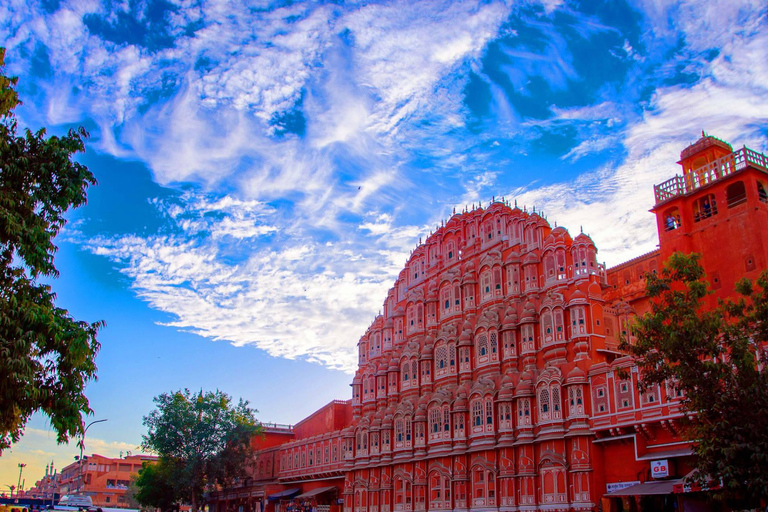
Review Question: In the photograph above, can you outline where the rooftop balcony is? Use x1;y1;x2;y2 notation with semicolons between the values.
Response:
654;146;768;205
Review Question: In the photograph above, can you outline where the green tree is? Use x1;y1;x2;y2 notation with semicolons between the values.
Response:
133;459;183;512
623;252;768;506
0;48;102;452
140;389;261;511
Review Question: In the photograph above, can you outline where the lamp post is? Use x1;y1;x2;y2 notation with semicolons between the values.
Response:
17;464;26;497
78;419;108;496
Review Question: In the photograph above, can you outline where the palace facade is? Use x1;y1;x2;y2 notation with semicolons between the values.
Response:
207;135;768;512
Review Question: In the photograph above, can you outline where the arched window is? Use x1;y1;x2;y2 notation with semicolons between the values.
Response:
489;331;498;361
570;307;586;336
485;399;494;426
443;406;451;434
544;253;555;280
539;388;550;421
556;250;567;280
429;408;441;436
568;387;584;416
551;386;561;419
502;330;516;359
663;207;681;231
435;345;448;375
553;309;564;341
506;265;520;294
758;181;768;203
693;193;717;221
405;417;412;445
472;400;483;428
481;270;493;301
395;419;404;444
498;403;512;429
726;181;747;207
518;399;531;426
541;311;553;344
411;361;418;386
477;333;489;363
493;267;502;294
471;467;496;506
521;324;535;352
445;240;456;261
449;345;457;373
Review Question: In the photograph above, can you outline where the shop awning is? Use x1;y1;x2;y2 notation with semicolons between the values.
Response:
673;470;722;494
268;488;301;501
606;479;682;496
294;486;337;499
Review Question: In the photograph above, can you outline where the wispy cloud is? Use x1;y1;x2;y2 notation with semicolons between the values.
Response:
3;0;768;373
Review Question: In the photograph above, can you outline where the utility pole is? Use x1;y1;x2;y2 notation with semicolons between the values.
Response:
17;463;26;496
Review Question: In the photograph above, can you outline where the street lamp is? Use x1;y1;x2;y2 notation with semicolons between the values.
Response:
17;464;26;497
77;419;108;496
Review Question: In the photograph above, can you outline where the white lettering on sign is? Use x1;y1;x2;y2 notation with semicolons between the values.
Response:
606;481;640;493
651;459;669;478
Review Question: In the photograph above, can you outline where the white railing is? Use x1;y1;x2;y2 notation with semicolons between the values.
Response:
654;146;768;205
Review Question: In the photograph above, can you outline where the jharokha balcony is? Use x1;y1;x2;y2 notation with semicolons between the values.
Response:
654;145;768;205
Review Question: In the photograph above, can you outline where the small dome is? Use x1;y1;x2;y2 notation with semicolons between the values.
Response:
503;304;518;329
504;250;521;264
574;232;595;246
568;289;588;306
566;366;587;384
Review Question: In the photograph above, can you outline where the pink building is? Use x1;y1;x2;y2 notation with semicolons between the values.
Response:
211;135;768;512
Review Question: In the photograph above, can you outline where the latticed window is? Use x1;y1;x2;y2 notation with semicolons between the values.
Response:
443;406;451;433
481;270;492;300
490;331;498;359
539;388;550;420
395;419;404;442
449;345;457;371
472;400;483;426
568;387;584;416
436;345;448;372
430;408;441;433
552;386;561;419
542;311;553;344
521;324;535;352
518;398;531;425
477;333;488;357
485;400;494;425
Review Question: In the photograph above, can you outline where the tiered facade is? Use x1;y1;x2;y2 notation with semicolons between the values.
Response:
208;135;768;512
342;203;608;512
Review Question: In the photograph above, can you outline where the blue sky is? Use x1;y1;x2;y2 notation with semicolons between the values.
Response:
2;0;768;488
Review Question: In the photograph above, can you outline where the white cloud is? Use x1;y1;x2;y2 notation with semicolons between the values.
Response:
507;2;768;267
5;0;768;374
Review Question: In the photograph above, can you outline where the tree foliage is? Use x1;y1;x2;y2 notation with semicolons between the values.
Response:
623;252;768;505
133;459;183;512
0;48;102;452
140;389;261;511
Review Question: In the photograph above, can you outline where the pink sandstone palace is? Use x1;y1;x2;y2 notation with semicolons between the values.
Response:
207;135;768;512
